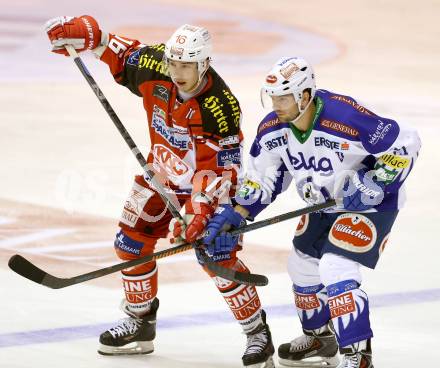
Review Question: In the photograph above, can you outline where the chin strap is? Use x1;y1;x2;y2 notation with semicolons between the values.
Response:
288;97;315;125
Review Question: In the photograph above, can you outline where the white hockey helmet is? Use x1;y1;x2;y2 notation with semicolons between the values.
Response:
261;57;316;115
164;24;212;77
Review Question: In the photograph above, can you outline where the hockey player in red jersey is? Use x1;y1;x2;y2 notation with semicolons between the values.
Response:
45;15;274;367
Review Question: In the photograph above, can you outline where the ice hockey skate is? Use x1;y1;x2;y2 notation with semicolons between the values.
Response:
336;339;373;368
278;324;339;367
242;310;275;368
98;298;159;356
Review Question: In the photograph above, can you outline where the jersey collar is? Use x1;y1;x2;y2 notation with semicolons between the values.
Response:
289;96;324;144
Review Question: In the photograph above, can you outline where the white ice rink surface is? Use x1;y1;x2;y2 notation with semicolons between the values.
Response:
1;1;440;367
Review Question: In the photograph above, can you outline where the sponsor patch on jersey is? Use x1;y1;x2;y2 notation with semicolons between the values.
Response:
314;136;341;150
237;179;261;200
377;154;409;169
151;105;190;150
265;135;288;150
374;154;409;184
120;183;155;227
243;179;261;190
153;84;169;102
127;49;141;66
330;95;374;116
202;89;241;134
153;144;191;178
329;213;377;253
320;119;359;137
286;150;334;174
295;214;309;236
217;148;241;167
219;135;240;146
258;118;280;134
374;164;398;184
368;120;393;146
138;52;167;75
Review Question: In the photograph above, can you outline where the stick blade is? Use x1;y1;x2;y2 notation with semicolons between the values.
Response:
8;255;65;289
192;248;269;287
204;257;269;286
8;254;48;284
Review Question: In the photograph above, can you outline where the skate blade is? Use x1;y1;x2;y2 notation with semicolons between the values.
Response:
245;355;275;368
98;341;154;356
278;355;339;368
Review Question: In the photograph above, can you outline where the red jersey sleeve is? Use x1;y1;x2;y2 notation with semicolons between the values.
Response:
98;34;170;96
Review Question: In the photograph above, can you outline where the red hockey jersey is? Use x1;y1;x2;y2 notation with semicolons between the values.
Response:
99;34;243;201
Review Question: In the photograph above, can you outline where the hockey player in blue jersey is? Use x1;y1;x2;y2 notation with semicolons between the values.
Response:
203;57;421;368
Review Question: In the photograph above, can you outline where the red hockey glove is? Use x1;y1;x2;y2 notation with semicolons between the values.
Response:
184;201;215;243
45;15;102;55
170;200;215;244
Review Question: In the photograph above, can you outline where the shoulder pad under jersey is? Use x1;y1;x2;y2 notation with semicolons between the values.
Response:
132;43;170;82
256;111;289;138
197;68;242;138
315;90;400;153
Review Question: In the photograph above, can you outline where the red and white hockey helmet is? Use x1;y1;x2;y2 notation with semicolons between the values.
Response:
164;24;212;76
261;57;316;114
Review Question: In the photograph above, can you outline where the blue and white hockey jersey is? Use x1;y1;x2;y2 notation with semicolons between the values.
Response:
236;89;421;218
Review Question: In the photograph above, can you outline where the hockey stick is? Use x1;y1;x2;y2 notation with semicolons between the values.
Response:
8;243;193;289
8;200;335;289
64;45;266;286
229;199;336;236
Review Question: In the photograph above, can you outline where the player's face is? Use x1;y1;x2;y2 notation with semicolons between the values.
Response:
168;60;199;93
271;94;299;122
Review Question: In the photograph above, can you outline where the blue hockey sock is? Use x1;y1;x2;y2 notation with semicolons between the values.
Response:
293;283;331;330
327;280;373;347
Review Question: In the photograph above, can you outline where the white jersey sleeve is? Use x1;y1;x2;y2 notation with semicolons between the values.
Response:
235;114;293;218
371;122;421;194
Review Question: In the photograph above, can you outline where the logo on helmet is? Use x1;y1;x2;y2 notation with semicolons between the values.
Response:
280;63;300;79
266;75;277;84
170;46;184;56
182;25;199;32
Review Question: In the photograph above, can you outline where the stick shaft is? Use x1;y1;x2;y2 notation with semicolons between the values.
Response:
62;243;193;285
65;201;335;284
65;45;182;218
230;200;336;236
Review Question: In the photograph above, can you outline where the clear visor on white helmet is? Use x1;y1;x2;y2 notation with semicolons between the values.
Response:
163;24;212;80
260;57;316;119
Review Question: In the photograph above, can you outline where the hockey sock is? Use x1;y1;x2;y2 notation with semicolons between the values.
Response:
212;260;263;334
293;283;331;330
121;265;158;317
327;279;373;347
